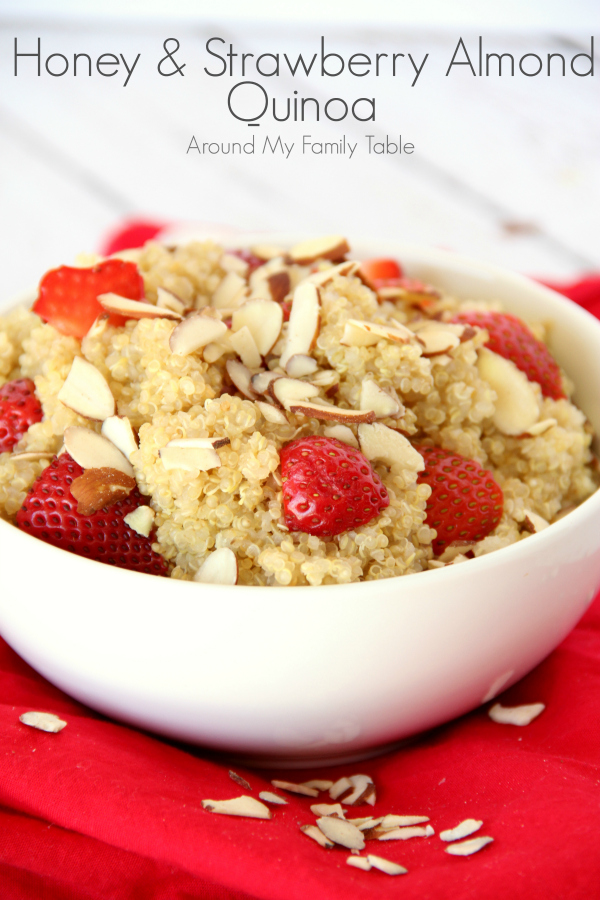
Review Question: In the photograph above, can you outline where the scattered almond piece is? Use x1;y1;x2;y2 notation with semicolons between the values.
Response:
58;356;115;421
310;803;346;818
440;819;483;842
19;711;67;733
169;313;228;356
194;548;238;585
63;426;134;477
98;293;182;320
316;816;365;850
346;856;372;871
329;777;353;800
101;415;138;461
377;824;434;841
488;702;545;726
366;855;408;876
477;347;539;436
123;505;155;537
358;423;424;471
201;796;271;819
301;779;334;792
229;770;252;790
271;780;319;797
340;774;376;807
289;235;349;265
300;824;334;849
379;814;430;828
70;467;136;515
259;791;288;805
445;836;494;856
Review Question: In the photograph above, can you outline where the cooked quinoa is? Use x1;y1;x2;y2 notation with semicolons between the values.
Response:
0;238;597;585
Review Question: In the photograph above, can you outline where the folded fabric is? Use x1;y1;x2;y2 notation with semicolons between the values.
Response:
1;230;599;899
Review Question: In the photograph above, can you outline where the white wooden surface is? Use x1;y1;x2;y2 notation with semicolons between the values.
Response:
0;15;599;303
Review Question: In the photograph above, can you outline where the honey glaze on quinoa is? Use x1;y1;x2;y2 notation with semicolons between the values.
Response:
0;237;597;585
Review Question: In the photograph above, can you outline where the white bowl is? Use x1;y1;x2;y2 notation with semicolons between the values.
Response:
2;240;600;768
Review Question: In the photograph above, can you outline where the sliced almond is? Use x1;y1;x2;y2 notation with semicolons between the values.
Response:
271;377;320;410
58;356;115;421
358;423;424;471
212;271;248;309
351;817;384;832
316;816;365;851
309;369;339;388
438;541;477;563
70;467;136;515
194;548;238;585
359;380;401;418
289;236;350;265
10;451;55;462
123;505;155;537
220;253;249;278
310;803;346;818
379;815;429;828
340;774;376;807
271;780;319;798
445;836;493;856
229;326;262;369
279;282;321;370
346;856;372;871
340;319;413;347
259;791;288;805
167;436;230;450
250;243;286;261
300;824;334;849
366;855;408;876
289;401;375;424
156;287;186;315
308;260;359;286
477;347;539;435
169;313;228;356
256;401;288;425
250;370;281;396
232;298;283;356
301;779;334;792
285;354;319;378
521;510;550;533
377;825;434;841
201;796;271;819
101;415;138;460
19;711;67;733
265;270;291;304
416;325;461;356
229;770;252;790
488;702;545;726
440;819;483;842
523;418;557;437
226;359;259;400
329;777;353;800
159;446;221;472
63;426;134;477
98;293;181;320
322;424;359;448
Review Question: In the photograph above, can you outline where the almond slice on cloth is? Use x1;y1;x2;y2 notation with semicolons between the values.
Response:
445;836;494;856
98;293;182;320
212;272;248;309
226;359;259;400
70;467;136;515
229;326;262;369
346;856;372;871
339;774;376;807
58;357;115;421
359;380;401;418
229;770;252;790
271;780;320;797
358;423;424;471
193;548;238;585
256;401;289;425
279;282;321;370
232;298;283;356
259;791;288;805
366;855;408;876
440;819;483;842
156;287;186;314
159;446;221;472
123;505;155;537
301;779;334;792
300;824;335;849
289;401;375;424
477;347;539;435
340;319;414;347
19;711;67;733
289;235;350;265
101;415;138;460
169;314;228;356
379;814;430;828
316;816;365;850
488;702;545;725
329;777;353;800
348;817;384;831
377;824;435;841
63;426;134;477
201;796;271;819
322;424;359;448
270;377;320;410
310;803;346;818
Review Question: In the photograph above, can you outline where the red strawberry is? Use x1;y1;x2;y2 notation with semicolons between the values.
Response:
33;259;145;339
101;219;165;256
0;378;43;454
416;446;503;555
360;258;403;286
450;310;565;400
280;435;389;537
16;453;168;576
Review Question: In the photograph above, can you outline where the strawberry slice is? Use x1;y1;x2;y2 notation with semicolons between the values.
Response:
16;453;168;576
280;435;389;537
33;259;145;339
450;310;565;400
0;378;43;454
416;446;504;555
360;258;403;285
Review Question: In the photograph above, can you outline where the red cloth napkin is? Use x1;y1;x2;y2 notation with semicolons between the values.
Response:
2;230;600;899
